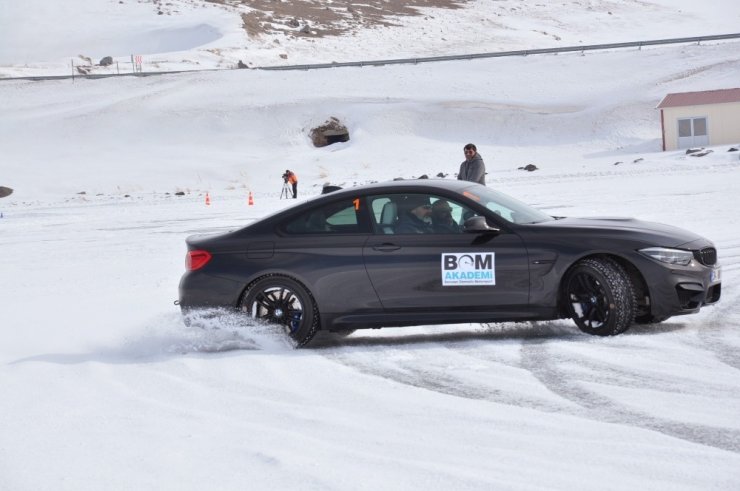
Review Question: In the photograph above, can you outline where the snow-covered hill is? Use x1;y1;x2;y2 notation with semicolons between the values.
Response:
2;0;739;76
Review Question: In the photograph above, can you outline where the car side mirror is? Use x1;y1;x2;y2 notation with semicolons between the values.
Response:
463;216;500;234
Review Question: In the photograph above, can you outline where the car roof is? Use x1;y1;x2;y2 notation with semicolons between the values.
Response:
323;178;476;199
243;179;480;230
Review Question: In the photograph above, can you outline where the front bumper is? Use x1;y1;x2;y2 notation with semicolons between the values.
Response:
640;255;721;318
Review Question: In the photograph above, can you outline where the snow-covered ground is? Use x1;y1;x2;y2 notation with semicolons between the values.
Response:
1;1;740;490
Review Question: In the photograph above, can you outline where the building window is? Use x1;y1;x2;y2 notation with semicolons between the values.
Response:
693;117;707;136
678;119;692;138
677;117;708;149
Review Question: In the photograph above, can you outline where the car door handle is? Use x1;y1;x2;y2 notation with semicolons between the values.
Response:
372;243;402;252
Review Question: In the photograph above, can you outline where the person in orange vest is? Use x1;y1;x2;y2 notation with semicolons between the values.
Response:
283;169;298;198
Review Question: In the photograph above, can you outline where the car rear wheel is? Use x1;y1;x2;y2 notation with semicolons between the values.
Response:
241;276;319;347
564;258;635;336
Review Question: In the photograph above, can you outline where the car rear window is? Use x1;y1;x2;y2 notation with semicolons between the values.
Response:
284;199;361;234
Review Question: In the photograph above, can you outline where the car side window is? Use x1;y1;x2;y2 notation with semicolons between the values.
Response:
485;202;518;222
368;194;474;234
284;199;360;234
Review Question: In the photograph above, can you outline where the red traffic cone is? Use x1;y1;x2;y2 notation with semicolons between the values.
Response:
248;191;254;206
205;192;211;206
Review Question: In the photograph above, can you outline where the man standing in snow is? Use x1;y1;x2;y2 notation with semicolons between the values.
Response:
457;143;486;185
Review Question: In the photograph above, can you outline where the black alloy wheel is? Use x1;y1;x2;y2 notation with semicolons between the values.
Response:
241;276;319;347
564;258;635;336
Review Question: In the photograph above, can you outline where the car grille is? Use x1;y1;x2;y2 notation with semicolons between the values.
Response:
694;247;717;266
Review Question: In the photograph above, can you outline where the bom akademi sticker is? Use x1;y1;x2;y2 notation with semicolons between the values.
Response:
441;252;495;286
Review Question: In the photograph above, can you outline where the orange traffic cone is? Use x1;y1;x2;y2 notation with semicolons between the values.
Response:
248;191;254;206
205;192;211;206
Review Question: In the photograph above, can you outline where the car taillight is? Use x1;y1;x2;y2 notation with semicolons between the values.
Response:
186;250;212;271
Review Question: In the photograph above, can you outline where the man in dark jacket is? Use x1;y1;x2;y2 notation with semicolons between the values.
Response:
431;199;461;233
395;195;433;234
457;143;486;185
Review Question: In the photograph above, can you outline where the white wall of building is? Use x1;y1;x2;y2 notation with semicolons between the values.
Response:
662;101;740;150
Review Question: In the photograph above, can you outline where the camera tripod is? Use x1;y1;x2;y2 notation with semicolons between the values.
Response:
280;181;293;199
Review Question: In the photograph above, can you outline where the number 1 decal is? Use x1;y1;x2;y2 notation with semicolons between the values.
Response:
353;198;360;210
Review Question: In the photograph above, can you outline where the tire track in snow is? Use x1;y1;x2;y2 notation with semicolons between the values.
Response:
520;335;740;453
696;314;740;372
319;323;740;453
695;244;740;371
314;328;576;413
516;238;740;451
314;243;740;452
549;351;735;396
322;352;571;413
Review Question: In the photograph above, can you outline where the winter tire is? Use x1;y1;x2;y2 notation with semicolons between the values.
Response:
241;276;319;347
564;258;635;336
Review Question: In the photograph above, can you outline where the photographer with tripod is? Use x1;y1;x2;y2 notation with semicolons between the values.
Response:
282;169;298;199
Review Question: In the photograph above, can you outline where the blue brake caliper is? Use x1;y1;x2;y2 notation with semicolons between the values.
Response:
289;312;302;333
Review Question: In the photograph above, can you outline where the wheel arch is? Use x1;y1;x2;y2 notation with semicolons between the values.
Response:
557;252;648;318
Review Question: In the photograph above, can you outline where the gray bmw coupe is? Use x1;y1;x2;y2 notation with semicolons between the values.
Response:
178;180;721;346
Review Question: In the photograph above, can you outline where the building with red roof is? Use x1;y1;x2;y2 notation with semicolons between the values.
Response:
656;88;740;151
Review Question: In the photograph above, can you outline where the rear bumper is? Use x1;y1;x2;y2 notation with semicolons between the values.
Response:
178;271;245;310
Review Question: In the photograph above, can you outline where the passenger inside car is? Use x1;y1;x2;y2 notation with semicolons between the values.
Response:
430;199;461;233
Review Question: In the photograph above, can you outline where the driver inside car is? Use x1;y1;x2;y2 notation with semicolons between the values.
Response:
395;195;433;234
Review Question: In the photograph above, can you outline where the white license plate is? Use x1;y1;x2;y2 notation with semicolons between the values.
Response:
710;267;721;283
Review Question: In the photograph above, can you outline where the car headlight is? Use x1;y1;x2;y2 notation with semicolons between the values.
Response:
639;247;693;266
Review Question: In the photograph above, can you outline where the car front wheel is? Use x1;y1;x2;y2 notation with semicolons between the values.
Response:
241;276;319;347
564;258;635;336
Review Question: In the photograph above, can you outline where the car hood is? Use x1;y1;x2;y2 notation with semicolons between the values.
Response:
533;216;705;248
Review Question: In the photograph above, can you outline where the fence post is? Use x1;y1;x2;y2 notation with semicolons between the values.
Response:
71;59;75;83
131;55;143;74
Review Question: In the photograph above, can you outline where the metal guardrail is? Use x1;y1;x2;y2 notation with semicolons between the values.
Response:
0;67;224;82
2;33;739;82
258;33;740;71
2;70;222;82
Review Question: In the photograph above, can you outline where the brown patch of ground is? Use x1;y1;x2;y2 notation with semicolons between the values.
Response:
206;0;469;38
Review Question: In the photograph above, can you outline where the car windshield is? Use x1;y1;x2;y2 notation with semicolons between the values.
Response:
459;186;554;224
